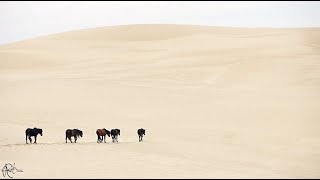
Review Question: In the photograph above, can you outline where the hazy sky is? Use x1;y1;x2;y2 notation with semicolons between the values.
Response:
1;1;320;45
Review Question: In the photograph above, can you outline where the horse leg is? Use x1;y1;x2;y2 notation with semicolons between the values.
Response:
97;134;100;143
68;136;72;143
26;135;28;144
28;136;32;144
34;135;37;144
104;135;106;143
74;136;77;143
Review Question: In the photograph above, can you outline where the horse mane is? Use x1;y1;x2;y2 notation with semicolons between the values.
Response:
33;127;42;133
72;129;81;137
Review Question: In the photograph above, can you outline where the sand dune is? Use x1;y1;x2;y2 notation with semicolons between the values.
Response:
0;24;320;178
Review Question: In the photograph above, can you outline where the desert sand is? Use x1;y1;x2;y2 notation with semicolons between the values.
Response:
0;24;319;178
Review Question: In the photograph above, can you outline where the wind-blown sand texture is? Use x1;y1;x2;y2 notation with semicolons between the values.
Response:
0;24;319;178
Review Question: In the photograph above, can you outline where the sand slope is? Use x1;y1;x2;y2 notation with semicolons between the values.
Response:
0;24;320;178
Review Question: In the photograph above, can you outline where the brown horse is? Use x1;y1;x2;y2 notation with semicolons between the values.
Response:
65;129;83;143
96;128;111;143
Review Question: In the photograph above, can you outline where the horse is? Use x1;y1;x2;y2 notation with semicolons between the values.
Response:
25;127;43;144
137;128;145;142
65;129;83;143
96;128;111;143
110;129;120;142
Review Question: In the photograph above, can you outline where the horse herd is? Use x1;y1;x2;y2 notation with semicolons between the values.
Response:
25;127;146;144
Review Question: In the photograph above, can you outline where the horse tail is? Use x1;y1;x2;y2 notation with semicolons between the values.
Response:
25;129;28;143
65;130;69;143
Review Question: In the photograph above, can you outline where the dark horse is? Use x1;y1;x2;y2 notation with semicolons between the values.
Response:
96;128;110;143
25;127;43;144
110;129;120;142
137;128;145;142
65;129;83;143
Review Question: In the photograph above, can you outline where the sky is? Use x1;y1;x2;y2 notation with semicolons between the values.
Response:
1;1;320;45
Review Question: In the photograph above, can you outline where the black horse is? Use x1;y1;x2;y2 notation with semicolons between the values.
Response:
65;129;83;143
137;128;145;142
110;129;120;142
25;127;43;144
96;128;111;143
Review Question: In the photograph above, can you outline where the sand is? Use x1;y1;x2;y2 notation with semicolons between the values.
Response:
0;24;319;178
